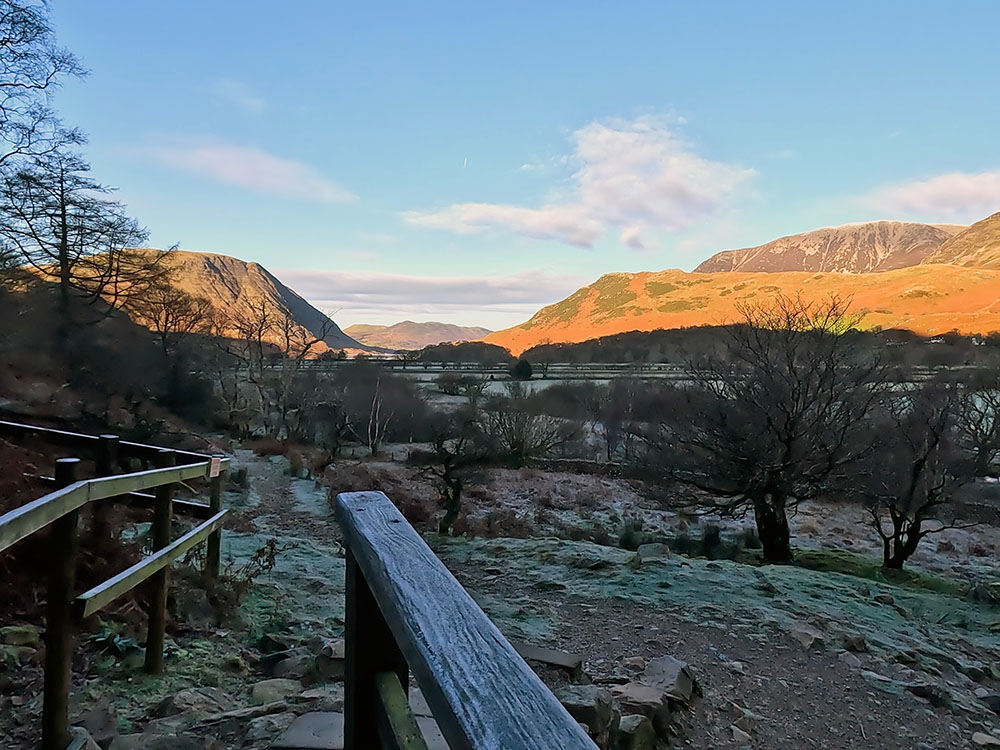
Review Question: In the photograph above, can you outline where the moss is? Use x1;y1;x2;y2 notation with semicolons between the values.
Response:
658;296;710;313
591;275;638;320
645;280;678;297
793;548;967;597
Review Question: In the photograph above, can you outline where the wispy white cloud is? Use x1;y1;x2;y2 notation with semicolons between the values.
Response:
865;170;1000;219
276;268;588;329
404;116;753;250
143;137;357;203
208;78;267;113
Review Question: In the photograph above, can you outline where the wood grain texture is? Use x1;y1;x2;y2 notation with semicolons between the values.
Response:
335;491;597;750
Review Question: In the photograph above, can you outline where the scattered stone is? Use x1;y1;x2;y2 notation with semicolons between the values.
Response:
273;650;315;680
906;683;952;708
555;684;620;749
245;711;297;741
315;639;346;682
874;593;895;605
789;624;824;651
0;625;41;647
753;571;778;594
251;678;303;705
155;687;231;717
622;656;646;672
972;732;1000;747
76;702;118;746
980;694;1000;716
616;714;656;750
838;651;862;669
68;726;101;750
843;634;867;653
732;724;752;742
611;655;699;738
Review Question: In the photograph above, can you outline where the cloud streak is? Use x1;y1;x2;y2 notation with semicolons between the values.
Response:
208;78;267;113
275;268;589;329
405;116;753;250
144;138;357;203
865;170;1000;219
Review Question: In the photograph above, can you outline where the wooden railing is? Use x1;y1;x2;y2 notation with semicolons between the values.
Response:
334;490;597;750
0;420;230;750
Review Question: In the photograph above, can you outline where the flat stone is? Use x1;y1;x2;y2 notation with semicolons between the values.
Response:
789;624;824;651
245;711;296;741
636;543;671;562
0;625;41;647
972;732;1000;747
272;712;448;750
251;678;303;705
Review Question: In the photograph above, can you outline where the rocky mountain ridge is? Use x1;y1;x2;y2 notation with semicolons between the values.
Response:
695;221;964;274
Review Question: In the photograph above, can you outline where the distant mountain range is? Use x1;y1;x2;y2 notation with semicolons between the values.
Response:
343;321;491;350
153;250;367;352
694;221;964;273
486;211;1000;354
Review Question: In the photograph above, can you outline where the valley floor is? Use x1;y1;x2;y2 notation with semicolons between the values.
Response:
1;449;999;748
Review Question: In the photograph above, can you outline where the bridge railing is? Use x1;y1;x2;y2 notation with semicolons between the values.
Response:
334;490;597;750
0;420;230;750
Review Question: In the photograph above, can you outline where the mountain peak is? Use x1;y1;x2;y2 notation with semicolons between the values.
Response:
694;221;963;274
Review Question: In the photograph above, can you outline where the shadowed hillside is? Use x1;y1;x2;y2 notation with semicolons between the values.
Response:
695;221;963;273
148;250;367;353
344;320;491;350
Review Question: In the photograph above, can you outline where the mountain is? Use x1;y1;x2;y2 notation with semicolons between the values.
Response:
925;211;1000;269
343;321;492;350
484;265;1000;355
695;221;964;273
155;250;367;352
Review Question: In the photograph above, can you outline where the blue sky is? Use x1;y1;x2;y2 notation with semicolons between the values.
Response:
50;1;1000;328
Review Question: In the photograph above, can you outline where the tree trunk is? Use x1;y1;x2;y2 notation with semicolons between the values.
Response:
754;494;792;563
883;519;922;570
438;483;461;535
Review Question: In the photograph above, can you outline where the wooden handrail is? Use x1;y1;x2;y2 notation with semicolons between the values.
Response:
335;490;596;750
75;509;228;618
0;459;227;553
0;421;232;750
0;419;214;461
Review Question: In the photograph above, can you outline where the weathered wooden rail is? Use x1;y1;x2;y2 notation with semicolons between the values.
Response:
334;490;597;750
0;420;230;750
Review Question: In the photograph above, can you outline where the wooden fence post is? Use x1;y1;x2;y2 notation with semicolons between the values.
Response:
206;456;224;580
145;449;175;675
41;457;80;750
92;434;119;541
344;550;409;749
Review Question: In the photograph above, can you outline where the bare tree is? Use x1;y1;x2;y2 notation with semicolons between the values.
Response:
958;370;1000;478
641;295;889;563
0;151;165;325
0;1;85;168
132;278;212;355
422;408;489;534
860;380;980;569
213;299;333;439
482;381;578;464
